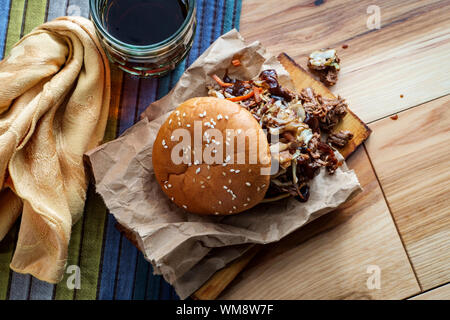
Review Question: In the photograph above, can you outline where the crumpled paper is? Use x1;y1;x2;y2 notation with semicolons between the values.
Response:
85;29;361;299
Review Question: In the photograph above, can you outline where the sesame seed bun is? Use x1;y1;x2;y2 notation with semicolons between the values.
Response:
153;97;271;215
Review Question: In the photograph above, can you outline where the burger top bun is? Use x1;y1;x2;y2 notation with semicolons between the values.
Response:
153;97;271;215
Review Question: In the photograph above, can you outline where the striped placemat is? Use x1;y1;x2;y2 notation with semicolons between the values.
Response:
0;0;242;300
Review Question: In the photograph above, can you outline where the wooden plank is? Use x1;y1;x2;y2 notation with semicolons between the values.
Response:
409;284;450;300
219;147;420;299
193;53;372;300
240;0;450;123
365;96;450;291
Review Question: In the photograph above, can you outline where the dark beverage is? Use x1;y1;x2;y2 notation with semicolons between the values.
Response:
102;0;188;46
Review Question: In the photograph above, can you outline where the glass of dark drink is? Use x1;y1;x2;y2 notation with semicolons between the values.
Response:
90;0;196;77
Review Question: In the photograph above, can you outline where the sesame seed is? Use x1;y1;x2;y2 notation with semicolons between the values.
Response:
223;185;228;190
175;111;180;116
247;197;251;202
178;121;181;126
225;115;229;120
229;210;233;214
182;112;186;117
217;114;223;120
201;185;206;189
248;169;252;173
200;181;204;185
194;160;199;165
207;176;211;180
222;172;226;176
171;197;174;201
215;212;220;215
170;135;175;140
243;203;248;207
187;124;191;127
261;184;266;188
182;205;187;209
228;179;232;184
218;200;222;205
196;168;201;174
207;165;210;170
245;182;251;187
235;170;240;174
233;206;237;210
168;119;172;124
237;129;242;134
230;169;235;172
167;184;172;188
257;187;261;192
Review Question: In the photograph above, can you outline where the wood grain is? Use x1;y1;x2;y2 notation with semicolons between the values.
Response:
365;95;450;291
409;284;450;300
219;147;420;299
192;53;372;300
240;0;450;123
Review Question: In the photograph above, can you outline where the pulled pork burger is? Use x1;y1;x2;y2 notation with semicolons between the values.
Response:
153;69;351;216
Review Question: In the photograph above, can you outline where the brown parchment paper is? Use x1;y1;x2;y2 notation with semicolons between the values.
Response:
85;29;361;299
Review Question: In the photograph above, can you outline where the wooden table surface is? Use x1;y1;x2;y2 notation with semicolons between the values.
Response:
218;0;450;300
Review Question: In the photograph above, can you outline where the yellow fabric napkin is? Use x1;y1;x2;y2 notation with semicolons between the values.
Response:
0;16;110;283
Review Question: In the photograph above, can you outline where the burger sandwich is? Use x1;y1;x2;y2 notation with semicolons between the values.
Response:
153;68;350;215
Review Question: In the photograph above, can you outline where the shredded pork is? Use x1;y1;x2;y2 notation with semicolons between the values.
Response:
307;48;341;86
327;130;354;148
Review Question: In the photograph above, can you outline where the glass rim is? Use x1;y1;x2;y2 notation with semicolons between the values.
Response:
89;0;196;52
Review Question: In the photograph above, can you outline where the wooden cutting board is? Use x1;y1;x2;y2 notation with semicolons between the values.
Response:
192;52;371;300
